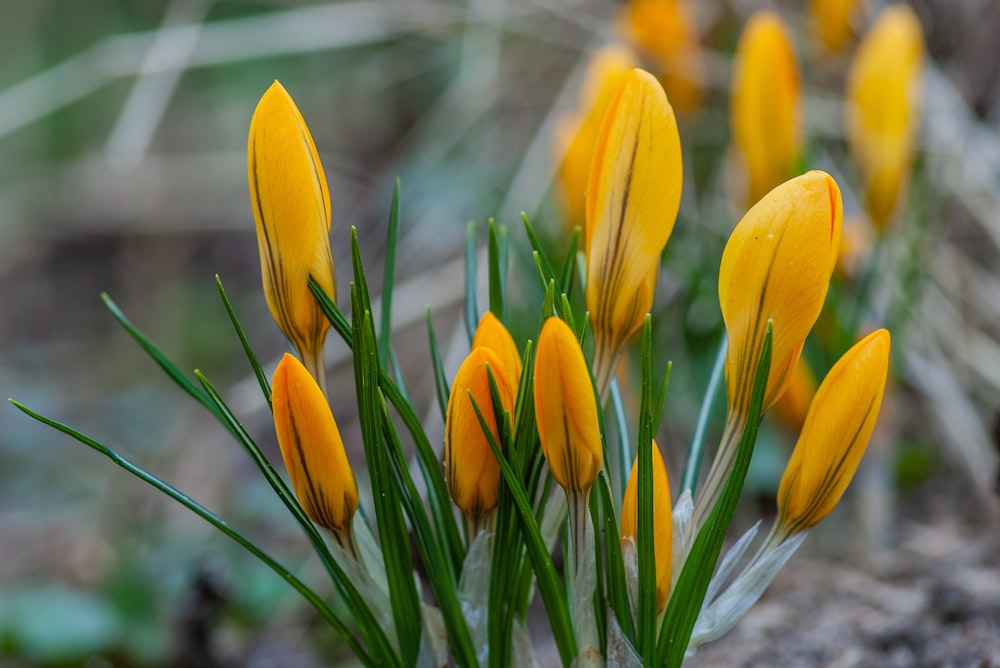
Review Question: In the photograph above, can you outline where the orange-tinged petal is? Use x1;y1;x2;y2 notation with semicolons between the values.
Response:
837;214;875;280
272;353;357;532
778;329;890;534
810;0;866;54
846;6;924;230
771;356;817;434
719;171;843;416
730;12;802;208
445;347;515;521
585;68;681;389
619;0;703;113
620;439;673;609
471;311;522;386
248;81;336;386
555;44;639;236
534;317;603;492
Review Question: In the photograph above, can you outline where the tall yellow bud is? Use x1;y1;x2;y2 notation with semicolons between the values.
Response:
585;68;681;395
777;329;890;535
248;81;336;392
846;6;924;230
619;0;703;113
620;440;673;609
810;0;866;55
534;317;603;493
272;353;358;543
471;312;522;386
555;45;639;236
730;12;802;208
445;347;515;526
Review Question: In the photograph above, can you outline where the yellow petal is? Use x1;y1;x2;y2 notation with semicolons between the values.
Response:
777;329;890;534
555;44;639;236
534;317;603;492
620;439;673;609
471;311;523;386
585;68;681;388
272;353;358;532
445;347;515;521
248;81;337;383
846;6;924;230
730;12;802;208
619;0;704;113
810;0;866;54
770;356;817;434
719;171;843;416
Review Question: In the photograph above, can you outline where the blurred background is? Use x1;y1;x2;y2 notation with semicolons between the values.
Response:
2;0;999;666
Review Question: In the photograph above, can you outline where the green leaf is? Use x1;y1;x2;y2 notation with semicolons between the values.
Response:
595;472;634;644
426;308;451;423
8;400;378;668
681;334;727;495
379;179;402;371
636;317;656;659
521;213;558;289
465;221;479;345
558;227;580;298
488;219;506;323
657;325;773;666
215;275;271;406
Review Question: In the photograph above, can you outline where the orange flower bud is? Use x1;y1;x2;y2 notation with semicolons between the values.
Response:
730;12;802;208
555;44;639;236
810;0;866;54
534;317;603;492
585;68;681;393
619;0;703;113
778;329;890;534
719;171;842;417
445;347;515;522
248;81;336;390
471;312;522;386
846;5;924;230
620;440;673;609
272;353;357;534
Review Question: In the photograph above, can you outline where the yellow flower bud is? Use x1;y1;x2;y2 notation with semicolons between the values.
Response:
248;81;337;390
719;171;842;417
846;5;924;230
619;0;703;113
555;44;639;236
534;317;603;492
837;214;875;280
777;329;890;534
770;356;817;435
730;12;802;208
471;312;522;386
810;0;866;55
272;353;358;535
585;68;681;393
620;440;673;609
445;347;515;523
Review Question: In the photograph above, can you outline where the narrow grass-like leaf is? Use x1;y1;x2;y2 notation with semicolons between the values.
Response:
216;275;271;405
636;317;656;659
426;308;450;423
521;214;558;289
470;396;578;665
488;219;506;322
376;391;478;668
682;335;727;495
608;379;631;509
558;228;580;298
658;325;773;666
9;399;376;668
653;362;672;435
192;370;399;666
102;293;221;420
595;471;634;645
379;180;401;370
465;221;479;345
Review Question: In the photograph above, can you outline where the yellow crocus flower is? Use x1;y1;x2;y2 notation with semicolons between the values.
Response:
620;439;673;609
445;346;515;529
585;68;682;395
248;81;337;392
730;11;802;208
272;353;358;547
471;311;522;387
720;171;842;416
777;329;890;535
534;317;603;493
619;0;703;113
846;5;924;230
555;44;639;236
810;0;866;55
771;356;817;435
